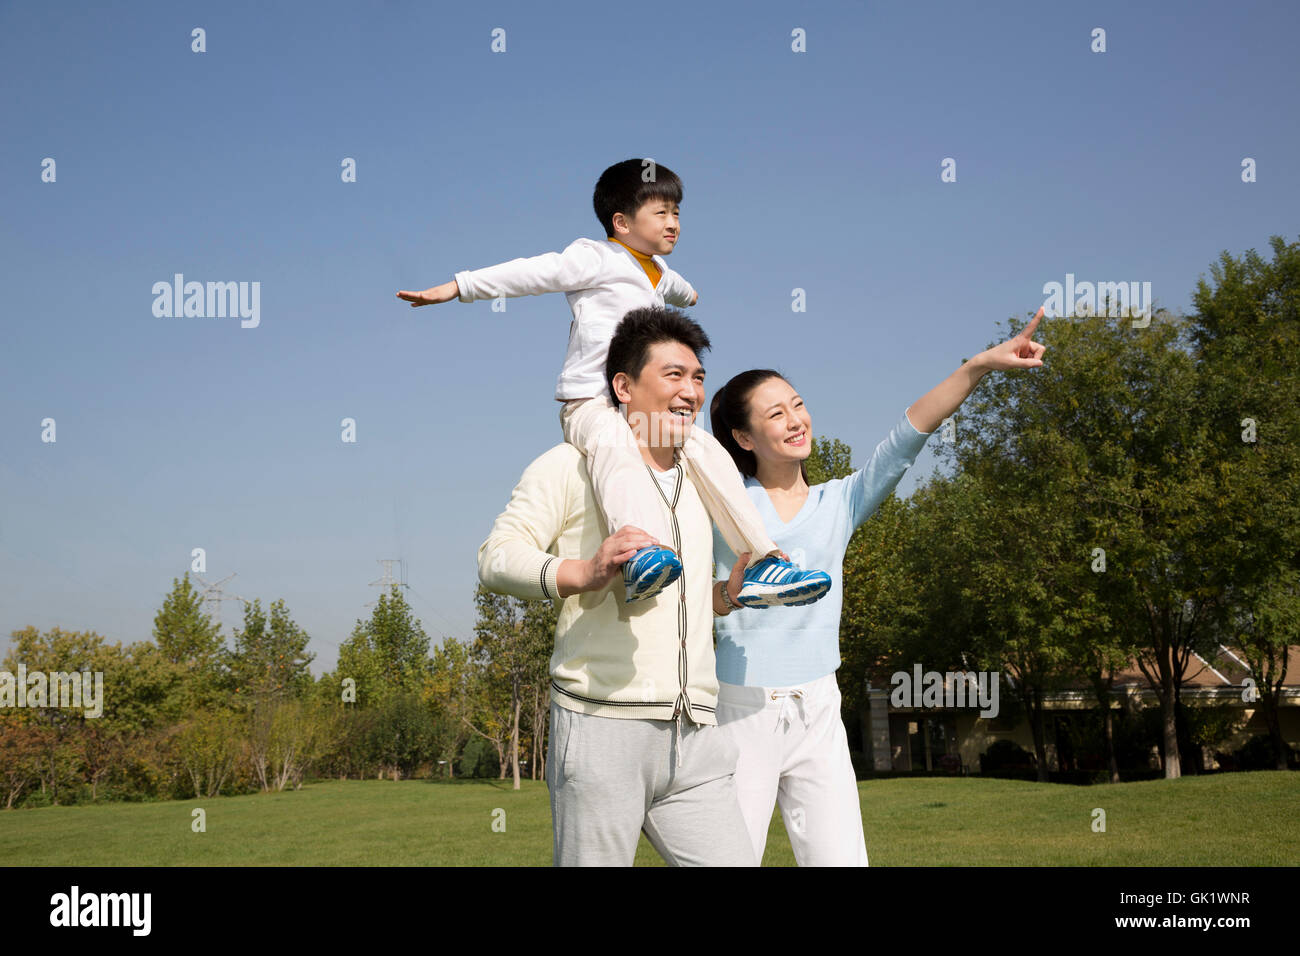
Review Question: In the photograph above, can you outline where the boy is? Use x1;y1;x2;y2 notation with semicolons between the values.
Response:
397;158;829;608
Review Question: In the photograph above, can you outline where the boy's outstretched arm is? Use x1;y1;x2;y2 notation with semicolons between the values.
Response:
396;279;459;306
397;240;603;309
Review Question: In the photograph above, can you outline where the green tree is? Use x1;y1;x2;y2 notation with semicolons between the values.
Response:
519;598;558;780
941;306;1224;779
152;573;227;710
1188;235;1300;769
805;435;854;486
230;598;315;704
427;638;477;778
367;692;437;780
3;627;112;804
838;489;923;754
471;586;553;789
332;585;431;706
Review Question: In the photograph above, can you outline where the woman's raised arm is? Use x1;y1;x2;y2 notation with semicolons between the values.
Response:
906;308;1045;433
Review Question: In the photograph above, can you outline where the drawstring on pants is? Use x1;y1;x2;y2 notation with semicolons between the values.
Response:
771;688;808;733
673;710;684;768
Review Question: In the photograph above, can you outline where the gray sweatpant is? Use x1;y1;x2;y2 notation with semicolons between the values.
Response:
546;702;758;867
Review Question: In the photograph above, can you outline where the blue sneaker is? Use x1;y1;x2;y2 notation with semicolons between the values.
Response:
737;555;832;608
623;545;682;603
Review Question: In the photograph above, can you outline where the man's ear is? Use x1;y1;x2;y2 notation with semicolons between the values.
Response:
732;427;755;452
612;371;633;405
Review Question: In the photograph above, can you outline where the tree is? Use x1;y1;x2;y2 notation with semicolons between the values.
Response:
1187;236;1300;770
152;574;228;710
471;586;553;789
519;598;558;781
805;435;854;486
4;627;113;804
0;720;45;808
427;638;477;778
230;598;316;705
941;306;1225;779
332;586;431;706
171;709;243;798
367;692;437;780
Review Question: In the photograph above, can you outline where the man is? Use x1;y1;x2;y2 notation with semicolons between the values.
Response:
477;306;756;866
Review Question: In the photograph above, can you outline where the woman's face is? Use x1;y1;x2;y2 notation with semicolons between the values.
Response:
733;376;814;468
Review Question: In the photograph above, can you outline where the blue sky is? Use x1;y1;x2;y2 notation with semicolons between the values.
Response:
2;0;1297;672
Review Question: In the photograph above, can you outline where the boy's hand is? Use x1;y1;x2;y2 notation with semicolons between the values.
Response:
396;280;459;307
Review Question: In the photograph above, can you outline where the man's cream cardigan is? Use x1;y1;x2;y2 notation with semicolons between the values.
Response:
477;442;719;724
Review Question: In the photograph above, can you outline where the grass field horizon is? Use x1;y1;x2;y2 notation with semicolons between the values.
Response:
3;773;1296;866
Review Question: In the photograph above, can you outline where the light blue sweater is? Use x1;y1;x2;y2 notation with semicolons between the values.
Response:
713;406;932;688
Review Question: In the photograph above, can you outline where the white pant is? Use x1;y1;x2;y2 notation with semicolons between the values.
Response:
559;394;778;566
715;672;869;866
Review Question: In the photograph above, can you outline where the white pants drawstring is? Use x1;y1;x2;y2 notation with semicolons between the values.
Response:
674;710;684;768
771;688;808;734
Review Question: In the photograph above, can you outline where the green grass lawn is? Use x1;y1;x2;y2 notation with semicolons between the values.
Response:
3;772;1297;866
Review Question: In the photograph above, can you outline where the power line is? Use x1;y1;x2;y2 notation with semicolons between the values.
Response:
192;572;249;633
404;582;472;642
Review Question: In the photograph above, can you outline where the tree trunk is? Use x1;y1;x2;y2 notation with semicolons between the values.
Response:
1024;689;1049;783
511;690;522;791
1103;702;1120;784
1259;692;1288;770
1089;669;1121;784
1174;695;1201;774
857;699;872;766
531;687;542;781
537;695;548;780
1161;688;1181;778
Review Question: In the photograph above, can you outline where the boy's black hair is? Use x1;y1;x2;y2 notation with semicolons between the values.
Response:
593;159;684;238
606;306;711;405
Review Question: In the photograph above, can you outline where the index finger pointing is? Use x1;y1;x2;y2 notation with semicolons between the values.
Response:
1021;306;1044;340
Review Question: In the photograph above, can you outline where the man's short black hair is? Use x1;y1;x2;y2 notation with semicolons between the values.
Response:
593;159;684;238
606;306;712;404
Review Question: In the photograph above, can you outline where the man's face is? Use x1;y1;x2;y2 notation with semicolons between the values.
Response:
614;198;680;257
613;339;704;448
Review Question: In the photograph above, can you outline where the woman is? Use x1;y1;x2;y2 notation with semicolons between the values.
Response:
707;310;1044;865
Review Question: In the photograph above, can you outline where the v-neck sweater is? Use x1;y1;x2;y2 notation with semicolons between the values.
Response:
712;406;932;687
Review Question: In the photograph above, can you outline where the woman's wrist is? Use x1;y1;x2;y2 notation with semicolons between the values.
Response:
715;579;742;615
713;581;730;616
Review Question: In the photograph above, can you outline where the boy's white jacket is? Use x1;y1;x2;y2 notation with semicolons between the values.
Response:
454;238;697;401
477;443;719;724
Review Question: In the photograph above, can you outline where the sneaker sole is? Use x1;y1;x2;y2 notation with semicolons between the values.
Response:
625;565;682;603
738;578;831;608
